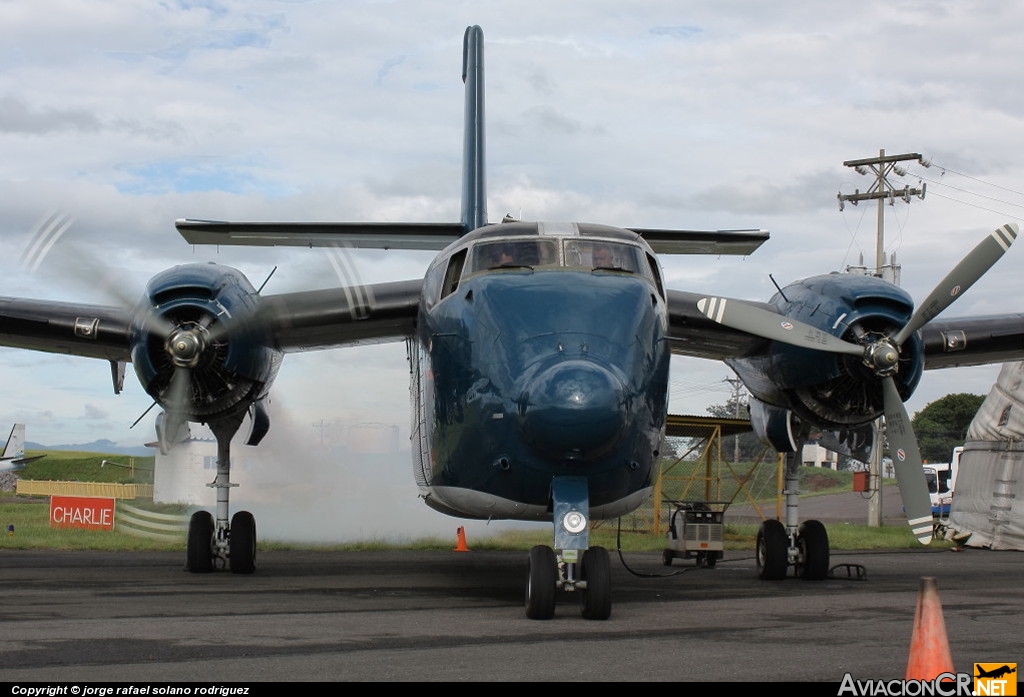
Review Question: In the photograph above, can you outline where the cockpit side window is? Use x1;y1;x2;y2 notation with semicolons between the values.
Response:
423;259;445;309
645;252;665;299
440;249;468;299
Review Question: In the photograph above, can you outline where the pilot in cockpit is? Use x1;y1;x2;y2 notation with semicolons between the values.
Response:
495;244;516;265
592;244;616;268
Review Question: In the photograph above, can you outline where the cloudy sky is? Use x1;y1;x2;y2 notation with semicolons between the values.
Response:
2;1;1024;536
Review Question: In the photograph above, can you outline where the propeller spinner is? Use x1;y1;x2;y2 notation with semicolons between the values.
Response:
697;222;1018;543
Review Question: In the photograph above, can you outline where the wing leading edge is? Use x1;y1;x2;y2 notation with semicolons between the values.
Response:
176;219;770;257
665;292;1024;367
256;279;423;353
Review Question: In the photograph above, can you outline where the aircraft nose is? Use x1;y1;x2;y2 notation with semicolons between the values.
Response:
518;360;628;460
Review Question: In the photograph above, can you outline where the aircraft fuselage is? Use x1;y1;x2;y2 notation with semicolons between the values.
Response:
410;222;670;521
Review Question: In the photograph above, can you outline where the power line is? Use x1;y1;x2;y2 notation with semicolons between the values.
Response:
911;161;1024;199
915;188;1024;220
909;172;1024;210
896;159;1024;221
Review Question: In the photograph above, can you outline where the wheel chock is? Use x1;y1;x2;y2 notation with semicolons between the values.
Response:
828;563;867;580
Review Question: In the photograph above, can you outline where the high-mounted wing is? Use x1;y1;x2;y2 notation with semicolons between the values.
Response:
177;218;770;257
257;279;423;352
0;297;132;361
176;220;466;251
921;313;1024;369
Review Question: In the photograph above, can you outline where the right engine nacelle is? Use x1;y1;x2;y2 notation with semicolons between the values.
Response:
728;272;924;431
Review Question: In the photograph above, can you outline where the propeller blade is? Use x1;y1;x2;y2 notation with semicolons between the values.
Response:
21;231;181;339
165;365;192;416
880;377;934;544
892;222;1018;346
696;296;864;356
155;409;189;456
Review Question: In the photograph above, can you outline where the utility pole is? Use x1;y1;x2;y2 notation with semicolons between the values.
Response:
838;150;927;283
312;419;329;448
837;149;927;526
723;376;745;463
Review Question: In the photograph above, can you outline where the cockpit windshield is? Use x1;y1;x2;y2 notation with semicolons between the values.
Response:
470;239;559;271
427;235;663;307
467;238;645;275
563;240;642;273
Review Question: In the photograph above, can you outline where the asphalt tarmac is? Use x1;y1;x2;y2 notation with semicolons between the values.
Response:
0;543;1021;683
726;483;909;525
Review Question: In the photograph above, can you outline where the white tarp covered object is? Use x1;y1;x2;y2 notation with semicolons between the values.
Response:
946;361;1024;550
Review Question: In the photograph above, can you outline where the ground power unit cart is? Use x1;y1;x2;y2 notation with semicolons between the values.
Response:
662;501;725;568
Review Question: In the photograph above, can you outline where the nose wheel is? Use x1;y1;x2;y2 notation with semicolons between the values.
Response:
525;545;557;619
524;544;611;620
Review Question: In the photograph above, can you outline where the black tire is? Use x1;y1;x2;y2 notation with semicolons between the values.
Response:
796;519;830;580
525;545;557;620
755;519;789;580
662;549;674;566
186;510;214;573
704;553;718;569
229;510;257;575
579;546;612;620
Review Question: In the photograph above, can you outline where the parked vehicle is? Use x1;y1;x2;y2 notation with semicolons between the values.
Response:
924;446;963;517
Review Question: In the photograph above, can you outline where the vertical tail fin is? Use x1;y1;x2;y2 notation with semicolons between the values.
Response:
0;423;41;470
2;423;25;460
460;25;487;233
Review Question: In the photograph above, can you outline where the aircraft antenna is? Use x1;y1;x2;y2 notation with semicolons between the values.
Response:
130;401;159;429
768;274;788;301
256;266;278;294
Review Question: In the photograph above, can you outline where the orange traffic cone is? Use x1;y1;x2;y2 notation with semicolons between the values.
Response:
906;577;955;680
453;526;470;552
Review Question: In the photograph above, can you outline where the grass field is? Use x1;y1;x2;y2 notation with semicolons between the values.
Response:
1;449;945;552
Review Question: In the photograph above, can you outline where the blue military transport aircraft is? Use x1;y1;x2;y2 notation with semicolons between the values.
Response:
1;26;1022;620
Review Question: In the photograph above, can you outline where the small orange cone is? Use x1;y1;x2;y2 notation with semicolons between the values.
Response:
453;526;470;552
906;577;955;680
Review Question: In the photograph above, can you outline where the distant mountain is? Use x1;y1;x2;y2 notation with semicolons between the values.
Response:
26;440;153;457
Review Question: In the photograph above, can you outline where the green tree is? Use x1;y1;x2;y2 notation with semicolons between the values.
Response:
705;396;763;462
910;393;984;463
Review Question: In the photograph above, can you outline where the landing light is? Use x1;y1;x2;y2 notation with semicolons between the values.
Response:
562;510;587;535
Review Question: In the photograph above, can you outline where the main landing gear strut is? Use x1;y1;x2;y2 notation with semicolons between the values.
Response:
524;476;612;620
755;454;830;581
185;415;257;574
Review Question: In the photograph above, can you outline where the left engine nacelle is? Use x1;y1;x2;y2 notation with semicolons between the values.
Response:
729;272;924;430
129;262;282;425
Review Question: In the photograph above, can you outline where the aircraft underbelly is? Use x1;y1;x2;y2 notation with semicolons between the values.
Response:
422;484;654;522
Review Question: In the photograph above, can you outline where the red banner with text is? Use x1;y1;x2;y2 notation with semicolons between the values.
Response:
50;495;115;531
